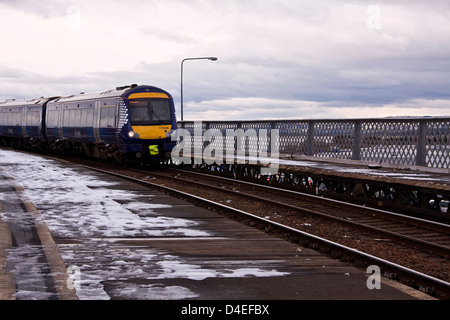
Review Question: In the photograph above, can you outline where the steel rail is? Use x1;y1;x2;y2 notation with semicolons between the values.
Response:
172;168;450;234
153;168;450;259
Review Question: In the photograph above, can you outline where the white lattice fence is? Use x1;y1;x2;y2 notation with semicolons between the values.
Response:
178;118;450;169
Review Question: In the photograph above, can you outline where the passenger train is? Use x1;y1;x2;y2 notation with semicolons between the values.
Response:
0;84;177;164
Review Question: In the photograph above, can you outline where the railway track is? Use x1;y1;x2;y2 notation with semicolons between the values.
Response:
161;168;450;259
72;161;450;299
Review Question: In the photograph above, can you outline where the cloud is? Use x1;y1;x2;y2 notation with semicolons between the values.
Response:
184;97;450;121
0;65;103;99
0;0;71;18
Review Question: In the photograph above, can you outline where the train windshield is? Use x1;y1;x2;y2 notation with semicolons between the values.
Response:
128;98;172;125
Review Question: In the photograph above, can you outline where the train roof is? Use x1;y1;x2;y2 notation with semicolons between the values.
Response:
0;85;171;108
50;84;170;104
0;97;54;108
51;86;134;104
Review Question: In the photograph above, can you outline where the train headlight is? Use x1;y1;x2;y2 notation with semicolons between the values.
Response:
165;129;174;138
128;131;139;139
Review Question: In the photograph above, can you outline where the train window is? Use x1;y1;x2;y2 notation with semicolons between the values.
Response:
80;108;94;127
100;106;116;128
129;99;171;125
74;109;82;127
26;111;40;126
7;112;22;126
63;109;73;127
47;110;59;127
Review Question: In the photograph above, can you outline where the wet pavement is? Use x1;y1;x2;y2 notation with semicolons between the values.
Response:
0;149;435;301
0;178;58;299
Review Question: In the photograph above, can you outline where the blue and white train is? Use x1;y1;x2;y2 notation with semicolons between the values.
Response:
0;84;177;164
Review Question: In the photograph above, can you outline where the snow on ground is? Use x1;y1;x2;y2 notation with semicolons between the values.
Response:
0;150;205;239
0;149;289;300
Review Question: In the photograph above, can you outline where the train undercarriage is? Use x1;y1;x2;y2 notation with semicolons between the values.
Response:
0;135;171;166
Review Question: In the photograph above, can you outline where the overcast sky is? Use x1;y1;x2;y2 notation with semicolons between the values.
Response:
1;0;449;120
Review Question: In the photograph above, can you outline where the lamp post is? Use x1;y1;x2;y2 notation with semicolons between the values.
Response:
181;57;218;121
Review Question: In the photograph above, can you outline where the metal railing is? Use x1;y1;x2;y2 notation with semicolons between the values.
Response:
177;117;450;169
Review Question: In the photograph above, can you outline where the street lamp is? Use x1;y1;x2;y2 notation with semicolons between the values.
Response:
181;57;218;121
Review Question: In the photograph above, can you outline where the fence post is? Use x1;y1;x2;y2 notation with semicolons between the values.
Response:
203;121;210;153
352;121;361;161
416;120;427;167
306;120;314;156
268;121;277;154
235;121;242;157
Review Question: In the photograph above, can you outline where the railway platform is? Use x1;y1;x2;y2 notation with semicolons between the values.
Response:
0;149;437;303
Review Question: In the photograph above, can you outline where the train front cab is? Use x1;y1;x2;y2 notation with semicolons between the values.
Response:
120;88;177;164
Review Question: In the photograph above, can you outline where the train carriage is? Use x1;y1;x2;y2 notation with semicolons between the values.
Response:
0;97;51;149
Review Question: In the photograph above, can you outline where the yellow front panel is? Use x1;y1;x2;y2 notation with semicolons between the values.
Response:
128;93;169;99
132;125;172;140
